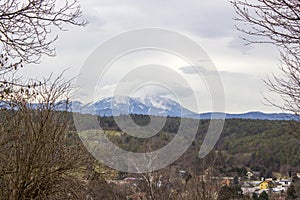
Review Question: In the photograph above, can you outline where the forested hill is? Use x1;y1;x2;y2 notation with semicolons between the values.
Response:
217;119;300;171
74;114;300;174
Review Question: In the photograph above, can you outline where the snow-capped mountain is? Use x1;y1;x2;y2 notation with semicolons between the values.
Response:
72;96;298;120
69;96;295;120
91;96;151;116
77;96;197;117
137;96;197;116
0;96;295;120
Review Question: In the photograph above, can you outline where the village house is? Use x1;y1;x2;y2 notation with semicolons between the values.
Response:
278;178;292;187
246;171;260;179
241;182;256;194
259;180;273;190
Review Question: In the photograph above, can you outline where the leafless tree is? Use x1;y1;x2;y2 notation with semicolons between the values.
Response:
231;0;300;114
0;0;86;99
0;75;94;199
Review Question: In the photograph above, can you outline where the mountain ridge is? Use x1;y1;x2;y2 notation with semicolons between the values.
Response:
70;96;296;120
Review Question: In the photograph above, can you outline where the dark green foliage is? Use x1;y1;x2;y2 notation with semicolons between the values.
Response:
216;119;300;172
265;169;272;179
233;176;239;185
258;191;268;200
292;175;299;182
287;177;300;200
217;185;243;200
48;112;300;175
70;114;300;173
287;184;297;200
252;192;259;200
227;167;248;177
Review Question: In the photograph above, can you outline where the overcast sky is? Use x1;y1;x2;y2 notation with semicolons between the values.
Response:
18;0;284;113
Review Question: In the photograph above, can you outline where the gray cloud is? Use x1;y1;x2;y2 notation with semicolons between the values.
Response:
179;65;212;75
82;0;236;38
179;65;253;78
20;0;284;113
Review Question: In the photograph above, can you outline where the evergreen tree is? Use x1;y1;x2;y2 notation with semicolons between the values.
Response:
252;192;259;200
287;184;297;200
233;176;239;185
259;191;269;200
217;185;243;200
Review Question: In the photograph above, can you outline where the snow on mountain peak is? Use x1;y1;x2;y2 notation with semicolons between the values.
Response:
136;96;181;111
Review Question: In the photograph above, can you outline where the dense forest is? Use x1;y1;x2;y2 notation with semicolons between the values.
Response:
71;114;300;177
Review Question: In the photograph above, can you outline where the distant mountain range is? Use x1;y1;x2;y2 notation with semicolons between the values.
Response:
70;96;296;121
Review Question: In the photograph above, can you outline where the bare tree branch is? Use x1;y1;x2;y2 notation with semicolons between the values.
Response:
231;0;300;114
0;0;86;100
0;75;93;199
